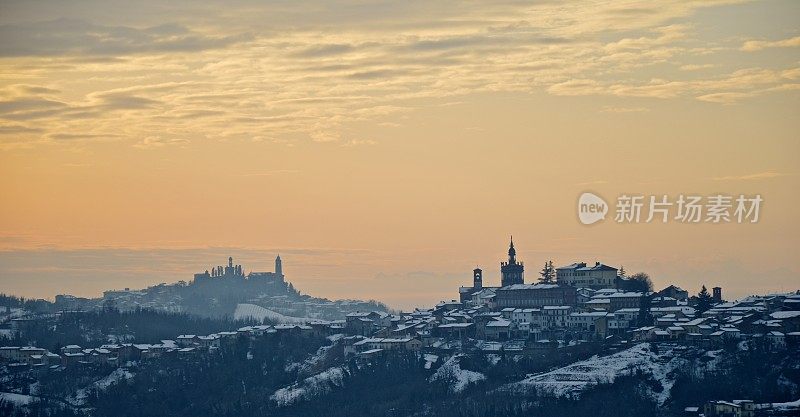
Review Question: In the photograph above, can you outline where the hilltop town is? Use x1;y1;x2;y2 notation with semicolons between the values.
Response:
49;255;387;320
1;241;798;416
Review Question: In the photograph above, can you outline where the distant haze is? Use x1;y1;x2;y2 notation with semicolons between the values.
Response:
0;1;798;310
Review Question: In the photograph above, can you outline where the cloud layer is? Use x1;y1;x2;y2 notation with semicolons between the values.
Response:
0;0;798;149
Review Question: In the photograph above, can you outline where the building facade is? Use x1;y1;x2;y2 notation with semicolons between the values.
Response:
495;284;577;308
556;262;618;289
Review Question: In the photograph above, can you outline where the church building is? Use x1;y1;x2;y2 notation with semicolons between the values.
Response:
459;237;526;303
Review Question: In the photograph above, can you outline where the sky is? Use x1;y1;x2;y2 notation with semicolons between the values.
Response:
0;0;798;310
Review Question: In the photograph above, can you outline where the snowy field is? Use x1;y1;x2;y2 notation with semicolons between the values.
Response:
234;303;311;324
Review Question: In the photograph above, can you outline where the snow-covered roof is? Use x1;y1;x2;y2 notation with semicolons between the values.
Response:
500;284;560;290
771;311;800;319
570;311;607;317
486;319;511;327
606;292;643;298
438;323;473;328
681;318;708;329
557;262;617;272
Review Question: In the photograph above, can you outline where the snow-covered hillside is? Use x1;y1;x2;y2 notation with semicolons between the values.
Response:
503;343;683;405
234;303;310;324
271;367;348;406
0;392;35;406
71;368;135;405
430;355;486;393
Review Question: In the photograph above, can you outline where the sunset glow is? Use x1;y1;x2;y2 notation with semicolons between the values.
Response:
1;0;798;309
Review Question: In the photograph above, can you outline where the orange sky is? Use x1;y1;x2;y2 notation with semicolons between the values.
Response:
0;0;798;309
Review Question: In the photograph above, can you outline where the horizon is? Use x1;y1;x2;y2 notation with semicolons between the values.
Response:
1;241;795;311
1;0;799;310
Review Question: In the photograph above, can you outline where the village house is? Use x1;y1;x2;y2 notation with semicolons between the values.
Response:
484;319;512;340
702;400;755;417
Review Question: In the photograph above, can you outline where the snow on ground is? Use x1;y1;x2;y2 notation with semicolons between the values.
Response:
94;368;134;390
702;349;724;371
0;308;26;319
326;333;344;342
503;343;683;404
424;354;439;370
234;303;310;324
430;355;486;393
271;367;348;406
0;392;35;405
285;344;334;374
72;368;134;405
770;399;800;410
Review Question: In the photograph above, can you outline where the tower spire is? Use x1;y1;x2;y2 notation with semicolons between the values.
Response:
508;235;516;263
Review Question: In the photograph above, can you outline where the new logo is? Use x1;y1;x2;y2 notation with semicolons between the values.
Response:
578;192;608;225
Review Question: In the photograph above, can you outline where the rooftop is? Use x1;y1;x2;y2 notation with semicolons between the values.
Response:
500;284;560;290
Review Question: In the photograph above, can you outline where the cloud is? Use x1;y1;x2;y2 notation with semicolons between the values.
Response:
695;91;754;104
679;63;714;71
548;66;800;103
47;132;119;141
133;137;189;149
292;43;356;58
1;85;61;96
712;171;790;181
93;92;160;110
0;0;793;149
741;36;800;52
0;124;43;135
547;79;605;96
600;106;649;113
0;97;67;114
341;138;377;147
0;18;250;57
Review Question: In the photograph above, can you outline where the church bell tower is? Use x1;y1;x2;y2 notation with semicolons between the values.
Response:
473;268;483;289
275;255;283;278
500;236;524;286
